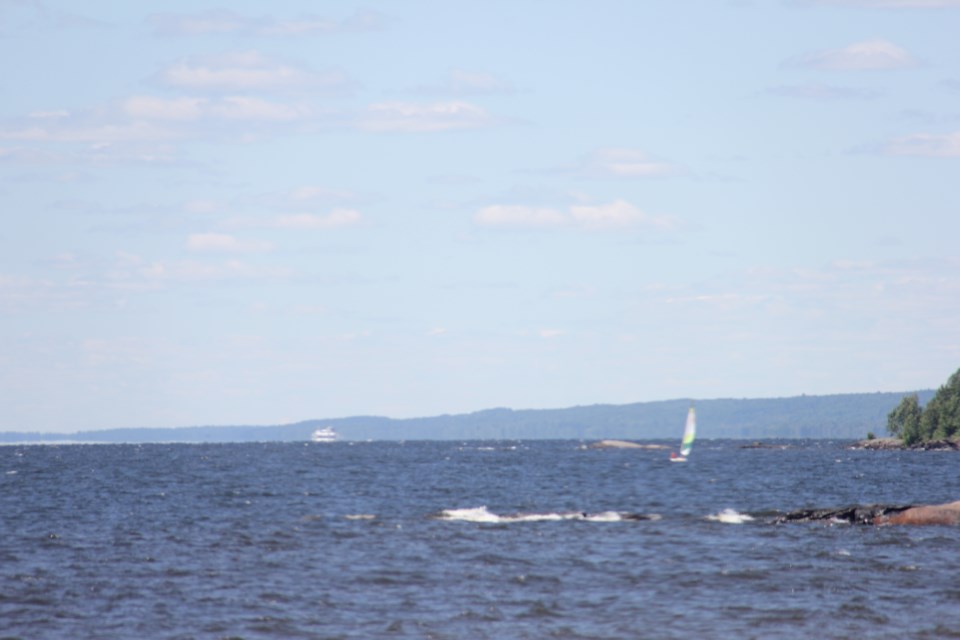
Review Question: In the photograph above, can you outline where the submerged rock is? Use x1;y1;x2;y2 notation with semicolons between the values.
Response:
739;441;789;450
774;504;913;525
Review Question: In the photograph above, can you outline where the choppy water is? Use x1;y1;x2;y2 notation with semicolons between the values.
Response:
2;440;959;639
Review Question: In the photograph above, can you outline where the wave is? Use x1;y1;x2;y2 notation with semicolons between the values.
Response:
436;506;661;523
437;506;761;525
705;508;755;524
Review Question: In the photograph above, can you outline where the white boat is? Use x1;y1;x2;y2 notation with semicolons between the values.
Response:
311;427;338;442
669;404;696;462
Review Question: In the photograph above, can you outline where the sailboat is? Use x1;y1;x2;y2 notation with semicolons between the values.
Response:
669;404;696;462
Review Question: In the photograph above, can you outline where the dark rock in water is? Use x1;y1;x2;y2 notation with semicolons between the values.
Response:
774;500;960;526
740;441;788;449
773;504;913;525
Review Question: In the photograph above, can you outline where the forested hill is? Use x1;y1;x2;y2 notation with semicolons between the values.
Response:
0;391;934;443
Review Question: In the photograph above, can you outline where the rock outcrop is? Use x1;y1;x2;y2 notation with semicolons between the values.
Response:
850;438;960;451
774;500;960;526
773;504;912;525
875;501;960;526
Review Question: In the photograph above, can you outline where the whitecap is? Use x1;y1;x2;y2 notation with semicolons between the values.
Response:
439;506;503;523
438;507;654;523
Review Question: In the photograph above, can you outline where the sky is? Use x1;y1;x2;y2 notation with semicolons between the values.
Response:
2;0;959;433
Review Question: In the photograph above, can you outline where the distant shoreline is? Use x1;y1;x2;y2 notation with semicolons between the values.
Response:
852;437;960;451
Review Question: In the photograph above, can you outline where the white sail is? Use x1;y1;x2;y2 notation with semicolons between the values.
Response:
679;405;696;457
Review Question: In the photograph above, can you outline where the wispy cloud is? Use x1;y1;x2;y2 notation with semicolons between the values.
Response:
884;131;960;156
474;199;676;232
413;69;515;96
474;205;568;229
358;101;501;133
148;8;387;37
790;39;916;70
135;259;293;284
158;51;352;94
0;94;316;148
124;95;312;122
766;83;880;100
186;233;273;253
271;210;363;229
568;148;680;179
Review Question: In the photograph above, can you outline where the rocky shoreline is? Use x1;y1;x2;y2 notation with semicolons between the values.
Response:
774;500;960;526
851;437;960;451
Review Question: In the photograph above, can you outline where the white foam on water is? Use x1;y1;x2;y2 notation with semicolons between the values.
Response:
706;508;755;524
438;507;652;523
439;506;504;523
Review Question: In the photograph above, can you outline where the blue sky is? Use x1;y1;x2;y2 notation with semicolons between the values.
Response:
2;0;959;433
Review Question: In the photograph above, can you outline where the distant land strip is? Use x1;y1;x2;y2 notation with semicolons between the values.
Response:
0;391;935;444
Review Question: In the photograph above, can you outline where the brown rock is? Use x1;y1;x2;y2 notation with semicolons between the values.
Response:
876;501;960;526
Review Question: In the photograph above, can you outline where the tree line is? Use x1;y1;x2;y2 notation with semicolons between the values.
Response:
887;368;960;445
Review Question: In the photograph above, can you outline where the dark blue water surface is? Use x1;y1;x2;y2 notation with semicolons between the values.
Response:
2;440;960;639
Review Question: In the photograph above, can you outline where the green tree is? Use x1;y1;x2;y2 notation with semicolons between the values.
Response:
931;369;960;439
891;368;960;444
887;393;922;444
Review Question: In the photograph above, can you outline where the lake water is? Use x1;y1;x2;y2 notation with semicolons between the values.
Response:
2;440;959;639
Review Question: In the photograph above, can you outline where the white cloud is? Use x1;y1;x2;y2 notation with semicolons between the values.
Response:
539;329;565;339
137;259;292;283
0;92;313;149
125;95;315;124
160;51;349;93
233;208;364;230
273;209;363;229
148;9;386;37
474;205;568;229
475;199;675;232
0;119;177;144
884;131;960;156
358;101;499;133
123;96;206;121
414;69;515;96
576;148;678;178
186;233;273;253
208;97;310;121
794;39;916;70
570;199;673;231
